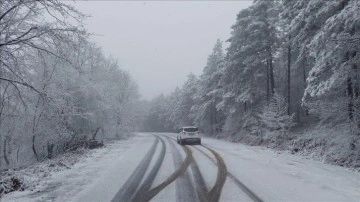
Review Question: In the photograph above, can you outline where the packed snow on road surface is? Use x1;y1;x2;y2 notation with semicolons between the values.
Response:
2;133;360;202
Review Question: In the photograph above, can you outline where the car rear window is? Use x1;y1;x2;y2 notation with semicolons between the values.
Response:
183;127;198;132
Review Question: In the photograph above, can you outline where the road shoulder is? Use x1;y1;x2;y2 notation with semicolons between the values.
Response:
1;136;139;202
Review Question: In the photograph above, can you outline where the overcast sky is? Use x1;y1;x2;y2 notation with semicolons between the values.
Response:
73;1;252;100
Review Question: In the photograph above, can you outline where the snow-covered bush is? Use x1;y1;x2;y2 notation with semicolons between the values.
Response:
259;93;296;132
0;148;89;197
303;96;348;124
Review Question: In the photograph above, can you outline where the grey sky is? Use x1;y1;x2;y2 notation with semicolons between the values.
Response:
73;1;252;100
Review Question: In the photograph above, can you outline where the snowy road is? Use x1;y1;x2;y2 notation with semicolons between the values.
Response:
4;133;360;202
108;134;257;202
76;133;360;202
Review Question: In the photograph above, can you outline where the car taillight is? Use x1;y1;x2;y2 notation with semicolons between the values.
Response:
182;132;186;135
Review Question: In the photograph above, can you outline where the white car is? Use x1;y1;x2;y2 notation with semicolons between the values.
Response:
177;126;201;145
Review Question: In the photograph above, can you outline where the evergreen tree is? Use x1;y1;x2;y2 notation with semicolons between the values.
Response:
193;40;225;133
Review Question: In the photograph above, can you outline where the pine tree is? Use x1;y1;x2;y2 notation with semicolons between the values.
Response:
259;92;295;132
217;0;282;132
192;40;225;133
298;0;360;123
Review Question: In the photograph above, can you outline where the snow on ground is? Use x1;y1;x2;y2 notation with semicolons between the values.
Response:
74;134;154;202
202;136;360;202
1;136;137;202
2;133;360;202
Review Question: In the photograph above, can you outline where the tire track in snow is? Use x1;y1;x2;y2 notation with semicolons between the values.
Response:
132;135;166;201
187;145;227;202
157;136;198;202
161;135;262;202
192;145;263;202
165;136;211;202
166;135;227;201
202;145;227;202
188;147;209;202
134;136;193;202
111;136;159;202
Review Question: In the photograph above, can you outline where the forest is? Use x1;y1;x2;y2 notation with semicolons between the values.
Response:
142;0;360;168
1;0;360;172
0;0;143;170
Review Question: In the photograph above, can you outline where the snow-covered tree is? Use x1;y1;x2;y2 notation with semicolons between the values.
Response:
259;92;296;132
213;0;283;133
0;0;143;169
303;0;360;121
192;40;225;133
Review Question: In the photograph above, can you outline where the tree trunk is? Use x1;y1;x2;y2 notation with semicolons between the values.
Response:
269;57;275;95
348;77;354;120
92;127;101;140
3;136;9;165
303;63;307;86
16;148;19;166
287;35;291;115
302;59;309;116
266;59;270;104
214;105;217;132
47;142;54;159
211;101;216;134
32;134;38;161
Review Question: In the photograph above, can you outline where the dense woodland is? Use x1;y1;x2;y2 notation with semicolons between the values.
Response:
0;0;143;170
143;0;360;168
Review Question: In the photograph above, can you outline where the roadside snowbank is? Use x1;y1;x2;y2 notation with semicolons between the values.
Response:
212;124;360;172
0;149;87;197
0;138;134;202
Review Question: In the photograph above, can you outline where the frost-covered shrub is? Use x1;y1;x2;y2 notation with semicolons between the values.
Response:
259;93;296;132
242;111;263;136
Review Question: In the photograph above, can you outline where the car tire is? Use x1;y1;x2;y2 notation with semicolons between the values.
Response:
198;139;201;145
